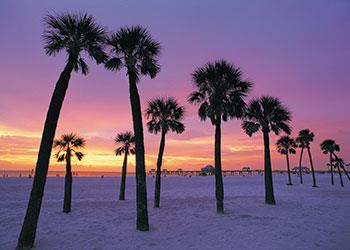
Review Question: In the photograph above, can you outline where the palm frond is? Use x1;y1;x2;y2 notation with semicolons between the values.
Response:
242;121;260;136
145;97;185;135
320;139;340;154
276;136;297;155
106;25;161;81
74;151;84;161
114;131;135;155
243;96;292;136
43;12;107;71
188;60;251;126
296;129;314;148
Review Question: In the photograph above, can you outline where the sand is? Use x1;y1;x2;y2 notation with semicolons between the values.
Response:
1;173;349;249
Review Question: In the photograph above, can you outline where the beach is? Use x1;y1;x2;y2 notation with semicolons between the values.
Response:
1;173;349;250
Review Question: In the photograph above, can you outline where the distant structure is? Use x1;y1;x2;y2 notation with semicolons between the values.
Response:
241;166;252;175
149;168;168;176
200;165;215;176
176;168;183;175
292;166;310;173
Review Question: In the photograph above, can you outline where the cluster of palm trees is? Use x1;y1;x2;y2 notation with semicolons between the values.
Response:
15;12;348;250
276;131;349;187
320;139;350;187
114;97;185;208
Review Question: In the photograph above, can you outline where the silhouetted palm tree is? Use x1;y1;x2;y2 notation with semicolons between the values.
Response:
17;13;107;249
188;60;252;213
320;139;340;185
53;133;85;213
296;129;317;187
276;136;296;185
105;26;161;231
242;96;291;205
114;131;135;200
145;97;185;208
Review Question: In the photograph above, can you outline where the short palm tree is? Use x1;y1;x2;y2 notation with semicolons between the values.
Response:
296;129;317;187
53;133;85;213
242;96;291;205
276;136;297;185
320;139;340;185
17;13;106;249
188;60;252;213
145;97;185;208
105;26;161;231
114;131;135;200
321;140;350;186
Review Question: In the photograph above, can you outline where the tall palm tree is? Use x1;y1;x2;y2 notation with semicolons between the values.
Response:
320;139;340;185
276;136;297;185
114;131;135;200
105;26;161;231
145;97;185;208
17;13;107;249
53;133;85;213
188;60;252;213
242;96;291;205
296;129;317;187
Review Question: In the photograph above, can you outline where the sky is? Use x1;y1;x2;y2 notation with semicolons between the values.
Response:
0;0;349;173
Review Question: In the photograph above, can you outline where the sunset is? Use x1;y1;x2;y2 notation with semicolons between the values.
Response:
1;1;349;250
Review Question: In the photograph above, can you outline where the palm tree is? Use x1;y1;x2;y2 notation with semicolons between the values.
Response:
276;136;297;185
114;131;135;200
296;129;317;187
320;139;340;185
145;97;185;208
53;133;85;213
105;26;161;231
321;140;350;185
17;13;107;249
242;96;291;205
188;60;252;213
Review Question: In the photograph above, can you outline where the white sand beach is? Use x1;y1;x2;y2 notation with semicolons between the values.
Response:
1;174;349;250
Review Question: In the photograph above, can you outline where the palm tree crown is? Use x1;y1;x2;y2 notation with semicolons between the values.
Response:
333;157;345;167
242;96;292;136
188;60;252;124
276;136;297;155
114;131;135;156
53;133;86;162
145;97;185;134
296;129;314;149
105;26;161;81
43;13;107;74
320;139;340;155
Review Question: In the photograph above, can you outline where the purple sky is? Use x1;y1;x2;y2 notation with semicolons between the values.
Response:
0;0;349;171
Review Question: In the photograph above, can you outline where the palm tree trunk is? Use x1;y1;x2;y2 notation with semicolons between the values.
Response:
16;55;77;250
263;129;275;205
336;163;344;187
286;153;292;185
307;147;317;187
330;153;334;185
298;148;304;184
215;119;224;213
63;147;72;213
128;71;149;231
340;165;350;182
154;130;166;208
332;153;350;182
119;148;128;200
